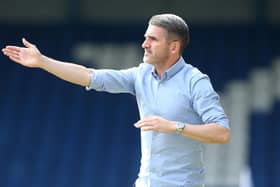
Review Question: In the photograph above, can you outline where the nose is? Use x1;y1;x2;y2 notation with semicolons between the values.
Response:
142;38;149;49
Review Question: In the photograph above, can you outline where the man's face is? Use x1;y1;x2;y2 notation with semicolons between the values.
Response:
142;24;171;65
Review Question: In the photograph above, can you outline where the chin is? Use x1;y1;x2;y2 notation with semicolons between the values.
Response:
143;57;153;65
143;57;148;63
144;54;160;65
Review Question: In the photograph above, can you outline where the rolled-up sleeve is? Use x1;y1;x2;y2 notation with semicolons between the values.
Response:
190;75;230;129
86;67;138;95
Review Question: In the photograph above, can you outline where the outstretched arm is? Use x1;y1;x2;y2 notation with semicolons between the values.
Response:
2;38;91;87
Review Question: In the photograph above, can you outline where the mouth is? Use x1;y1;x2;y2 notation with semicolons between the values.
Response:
144;50;151;56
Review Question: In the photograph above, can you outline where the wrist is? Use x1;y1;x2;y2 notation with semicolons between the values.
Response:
175;122;185;135
39;55;48;68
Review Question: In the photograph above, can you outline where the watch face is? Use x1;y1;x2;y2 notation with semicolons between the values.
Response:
176;122;185;134
177;122;185;129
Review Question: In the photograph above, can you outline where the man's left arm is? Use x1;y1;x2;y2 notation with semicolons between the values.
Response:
134;75;230;144
176;122;230;144
182;75;231;144
134;117;230;144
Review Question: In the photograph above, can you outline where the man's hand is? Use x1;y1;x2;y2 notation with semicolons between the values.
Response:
2;38;42;68
134;116;176;133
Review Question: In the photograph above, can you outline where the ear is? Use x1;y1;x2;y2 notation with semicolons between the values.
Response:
170;40;180;54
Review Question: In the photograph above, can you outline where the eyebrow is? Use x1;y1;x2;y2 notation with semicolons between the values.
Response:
144;34;158;41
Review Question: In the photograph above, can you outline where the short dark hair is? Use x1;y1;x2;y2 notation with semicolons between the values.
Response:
149;14;190;54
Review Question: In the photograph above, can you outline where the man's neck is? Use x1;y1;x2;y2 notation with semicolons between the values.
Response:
155;56;180;79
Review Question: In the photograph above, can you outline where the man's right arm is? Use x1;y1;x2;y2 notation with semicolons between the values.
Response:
2;38;91;87
40;55;91;87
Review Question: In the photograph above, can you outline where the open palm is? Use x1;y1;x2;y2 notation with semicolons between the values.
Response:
2;38;41;68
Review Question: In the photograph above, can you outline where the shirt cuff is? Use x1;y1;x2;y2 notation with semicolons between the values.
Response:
85;69;95;91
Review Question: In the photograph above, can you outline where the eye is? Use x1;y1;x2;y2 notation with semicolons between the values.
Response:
144;35;158;42
150;36;157;41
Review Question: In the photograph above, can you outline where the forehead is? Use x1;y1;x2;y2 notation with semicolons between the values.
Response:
144;24;168;38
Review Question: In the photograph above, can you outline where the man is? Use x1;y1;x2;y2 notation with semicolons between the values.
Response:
2;14;230;187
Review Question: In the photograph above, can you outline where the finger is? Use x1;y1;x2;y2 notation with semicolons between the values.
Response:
134;121;145;128
4;46;21;53
134;120;149;128
3;51;19;60
134;122;141;128
134;117;155;125
22;38;34;48
141;125;154;131
134;121;154;129
2;48;20;56
135;120;155;128
9;55;21;64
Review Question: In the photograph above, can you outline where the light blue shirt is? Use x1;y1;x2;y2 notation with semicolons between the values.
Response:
87;57;229;187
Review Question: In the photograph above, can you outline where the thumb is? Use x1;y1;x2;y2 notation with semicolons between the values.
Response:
22;38;34;48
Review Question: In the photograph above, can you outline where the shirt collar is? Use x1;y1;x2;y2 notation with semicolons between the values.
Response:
151;57;185;80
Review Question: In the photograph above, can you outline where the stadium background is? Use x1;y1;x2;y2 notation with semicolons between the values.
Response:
0;0;280;186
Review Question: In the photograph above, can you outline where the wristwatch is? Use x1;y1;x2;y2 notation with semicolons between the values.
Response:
176;122;185;135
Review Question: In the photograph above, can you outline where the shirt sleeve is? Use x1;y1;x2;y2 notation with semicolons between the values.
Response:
190;74;230;129
86;67;138;95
